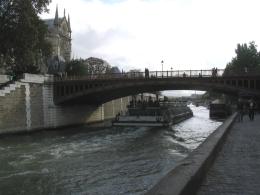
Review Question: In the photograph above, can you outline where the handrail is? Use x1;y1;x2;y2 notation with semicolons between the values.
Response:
54;68;260;81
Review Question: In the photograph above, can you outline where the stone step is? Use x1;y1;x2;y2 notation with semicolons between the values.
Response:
3;85;16;92
0;82;22;96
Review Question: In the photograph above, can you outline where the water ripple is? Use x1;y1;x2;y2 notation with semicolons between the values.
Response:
0;105;222;195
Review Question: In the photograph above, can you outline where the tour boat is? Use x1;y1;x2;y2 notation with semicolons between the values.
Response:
112;101;193;127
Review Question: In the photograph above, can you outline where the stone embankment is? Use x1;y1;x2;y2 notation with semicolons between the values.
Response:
0;74;130;135
146;113;237;195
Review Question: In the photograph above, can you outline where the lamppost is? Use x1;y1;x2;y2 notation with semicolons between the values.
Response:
161;60;164;78
171;67;173;77
161;60;164;72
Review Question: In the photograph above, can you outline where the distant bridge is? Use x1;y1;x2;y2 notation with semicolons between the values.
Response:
53;69;260;105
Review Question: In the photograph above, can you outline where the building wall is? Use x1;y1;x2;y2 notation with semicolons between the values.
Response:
0;85;27;133
45;19;71;62
47;35;60;57
0;74;130;135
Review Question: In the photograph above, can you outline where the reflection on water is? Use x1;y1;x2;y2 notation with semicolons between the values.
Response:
0;105;222;195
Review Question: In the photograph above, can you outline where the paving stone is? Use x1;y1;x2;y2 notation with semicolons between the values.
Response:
197;114;260;195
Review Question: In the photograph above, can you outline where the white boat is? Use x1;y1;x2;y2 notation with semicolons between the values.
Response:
112;115;167;127
112;103;193;127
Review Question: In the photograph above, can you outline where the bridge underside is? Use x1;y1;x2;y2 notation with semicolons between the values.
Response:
53;77;260;105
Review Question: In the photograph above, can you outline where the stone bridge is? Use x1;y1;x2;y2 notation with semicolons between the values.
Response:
1;70;260;134
53;69;260;105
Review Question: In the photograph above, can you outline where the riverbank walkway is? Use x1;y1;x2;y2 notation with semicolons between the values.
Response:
197;114;260;195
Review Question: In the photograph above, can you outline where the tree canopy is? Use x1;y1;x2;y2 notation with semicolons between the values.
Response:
0;0;51;74
224;41;260;75
66;57;112;76
65;59;87;76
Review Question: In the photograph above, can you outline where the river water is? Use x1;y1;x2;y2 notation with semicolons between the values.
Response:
0;105;222;195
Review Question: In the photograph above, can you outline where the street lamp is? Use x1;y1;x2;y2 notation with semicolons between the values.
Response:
161;60;164;72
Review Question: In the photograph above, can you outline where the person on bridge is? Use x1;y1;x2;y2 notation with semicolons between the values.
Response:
145;68;149;78
212;68;218;77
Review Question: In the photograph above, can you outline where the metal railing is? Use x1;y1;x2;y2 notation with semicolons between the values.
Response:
55;69;226;81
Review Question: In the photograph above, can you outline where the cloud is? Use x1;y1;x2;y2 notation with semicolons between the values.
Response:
72;27;131;57
41;0;260;72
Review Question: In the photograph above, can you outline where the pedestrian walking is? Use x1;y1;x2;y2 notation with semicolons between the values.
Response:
237;99;244;122
248;99;255;121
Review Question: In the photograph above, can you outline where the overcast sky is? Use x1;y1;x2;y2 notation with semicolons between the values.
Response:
41;0;260;96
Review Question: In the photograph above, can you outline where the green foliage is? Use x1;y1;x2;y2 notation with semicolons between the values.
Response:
224;41;260;75
66;59;88;76
85;57;112;74
0;0;51;74
66;57;113;76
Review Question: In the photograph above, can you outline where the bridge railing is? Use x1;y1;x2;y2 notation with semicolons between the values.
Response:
150;69;224;78
55;69;225;81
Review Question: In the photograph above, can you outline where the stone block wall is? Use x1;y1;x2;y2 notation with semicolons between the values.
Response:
0;74;131;134
30;84;44;129
104;100;116;119
0;85;27;133
0;75;11;84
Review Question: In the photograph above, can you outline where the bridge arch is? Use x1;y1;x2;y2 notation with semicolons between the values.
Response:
53;72;260;105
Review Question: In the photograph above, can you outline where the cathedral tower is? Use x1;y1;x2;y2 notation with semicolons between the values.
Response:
44;6;72;64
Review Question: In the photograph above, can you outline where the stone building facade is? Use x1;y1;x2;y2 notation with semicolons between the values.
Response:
43;7;72;74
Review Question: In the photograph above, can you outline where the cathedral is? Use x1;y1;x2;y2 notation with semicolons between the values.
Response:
43;6;72;74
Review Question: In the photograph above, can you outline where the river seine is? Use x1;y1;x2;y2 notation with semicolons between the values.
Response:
0;105;222;195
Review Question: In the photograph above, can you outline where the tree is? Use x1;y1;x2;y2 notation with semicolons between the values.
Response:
65;57;112;76
224;41;260;76
0;0;51;74
84;57;111;74
66;59;87;76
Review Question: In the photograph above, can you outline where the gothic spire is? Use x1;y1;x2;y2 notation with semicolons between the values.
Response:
54;5;59;25
64;8;66;18
68;14;72;33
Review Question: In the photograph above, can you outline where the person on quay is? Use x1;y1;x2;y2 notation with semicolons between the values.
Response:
248;99;255;121
237;98;244;122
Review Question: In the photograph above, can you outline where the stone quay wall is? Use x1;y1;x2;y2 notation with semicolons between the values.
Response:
0;74;131;135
